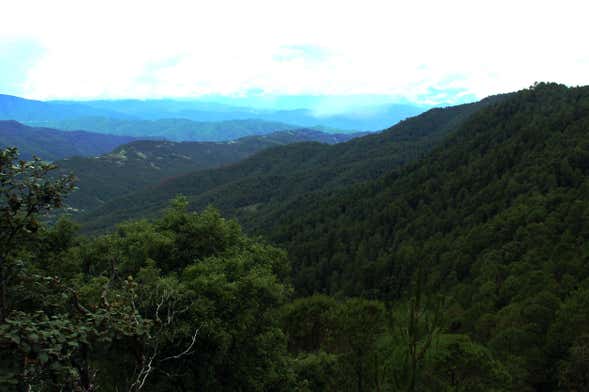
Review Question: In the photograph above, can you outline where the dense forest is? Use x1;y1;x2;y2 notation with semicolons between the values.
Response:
1;83;588;391
76;92;504;233
27;117;302;142
54;129;366;213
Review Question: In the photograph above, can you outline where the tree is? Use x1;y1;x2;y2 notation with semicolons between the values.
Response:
0;147;74;321
0;150;191;390
386;270;442;392
425;334;511;391
50;197;296;391
332;298;386;392
281;294;339;353
558;335;589;391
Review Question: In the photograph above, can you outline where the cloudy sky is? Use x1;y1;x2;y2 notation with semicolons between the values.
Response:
1;0;588;104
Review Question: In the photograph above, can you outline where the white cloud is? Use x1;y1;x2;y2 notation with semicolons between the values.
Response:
1;0;588;102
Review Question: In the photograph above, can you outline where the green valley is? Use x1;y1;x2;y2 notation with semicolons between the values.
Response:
2;83;588;391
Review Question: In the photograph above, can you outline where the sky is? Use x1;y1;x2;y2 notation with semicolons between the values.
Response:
1;0;588;106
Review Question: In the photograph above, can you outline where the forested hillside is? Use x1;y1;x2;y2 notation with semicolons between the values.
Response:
2;83;589;391
0;148;513;391
26;117;305;142
77;93;505;232
73;83;589;390
268;83;589;389
57;129;366;213
0;120;138;160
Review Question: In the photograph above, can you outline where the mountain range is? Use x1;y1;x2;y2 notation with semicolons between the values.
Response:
72;82;589;389
0;120;140;160
4;83;589;390
59;99;427;130
23;117;309;142
55;128;367;213
76;92;506;232
0;94;131;121
0;93;427;133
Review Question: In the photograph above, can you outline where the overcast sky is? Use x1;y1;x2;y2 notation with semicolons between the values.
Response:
1;0;588;104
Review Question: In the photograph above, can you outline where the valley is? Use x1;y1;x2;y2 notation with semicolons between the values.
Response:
1;82;588;391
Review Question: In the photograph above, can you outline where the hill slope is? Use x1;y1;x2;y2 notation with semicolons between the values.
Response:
24;117;310;142
268;83;589;294
0;94;129;121
58;129;365;212
260;83;589;390
79;83;589;390
0;120;138;160
76;94;505;232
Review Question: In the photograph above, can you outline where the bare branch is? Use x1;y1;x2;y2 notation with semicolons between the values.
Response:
128;348;157;392
154;294;165;324
160;328;199;362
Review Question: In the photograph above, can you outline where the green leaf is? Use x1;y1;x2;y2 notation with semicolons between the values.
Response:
38;352;49;364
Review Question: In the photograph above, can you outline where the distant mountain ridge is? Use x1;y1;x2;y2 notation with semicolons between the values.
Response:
0;94;132;121
54;99;426;131
55;128;367;213
0;93;428;133
0;120;140;160
24;117;309;142
70;84;589;389
76;93;506;232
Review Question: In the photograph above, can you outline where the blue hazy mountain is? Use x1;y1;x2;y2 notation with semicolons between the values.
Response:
0;120;139;160
1;93;428;135
0;94;133;121
51;97;427;131
24;117;311;142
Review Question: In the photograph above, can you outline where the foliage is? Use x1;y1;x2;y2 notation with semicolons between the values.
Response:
0;150;296;390
28;117;301;141
267;83;589;389
424;334;511;391
0;147;75;321
4;83;589;391
78;93;503;233
54;129;362;214
63;198;295;391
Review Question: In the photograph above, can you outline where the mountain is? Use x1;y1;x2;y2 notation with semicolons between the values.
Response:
50;98;427;131
0;94;131;121
50;98;254;119
24;117;308;142
0;120;139;160
2;93;427;134
75;93;505;232
267;83;589;292
57;129;366;213
74;82;589;389
259;82;589;389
